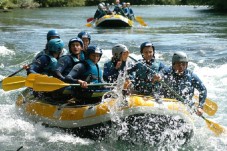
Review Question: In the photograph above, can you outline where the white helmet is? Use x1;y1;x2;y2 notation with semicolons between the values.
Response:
112;44;129;59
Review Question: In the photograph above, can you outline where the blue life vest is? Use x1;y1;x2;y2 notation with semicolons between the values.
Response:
43;54;58;76
83;59;102;83
58;54;80;76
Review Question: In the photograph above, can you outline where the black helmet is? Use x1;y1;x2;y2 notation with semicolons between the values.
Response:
68;37;83;53
172;51;189;65
87;45;103;58
47;29;60;41
140;42;155;58
78;31;91;43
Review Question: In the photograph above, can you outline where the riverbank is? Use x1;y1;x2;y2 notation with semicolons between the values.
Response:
0;0;226;13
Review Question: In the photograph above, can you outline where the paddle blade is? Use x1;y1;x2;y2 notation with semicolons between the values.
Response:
2;76;26;91
25;73;43;88
33;76;69;92
203;117;226;136
87;17;94;22
194;95;218;116
135;16;147;26
86;23;93;27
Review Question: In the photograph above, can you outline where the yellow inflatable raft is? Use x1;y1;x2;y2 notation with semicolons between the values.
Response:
95;15;133;27
16;88;194;143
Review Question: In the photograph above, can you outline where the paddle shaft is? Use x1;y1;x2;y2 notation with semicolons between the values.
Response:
0;63;31;83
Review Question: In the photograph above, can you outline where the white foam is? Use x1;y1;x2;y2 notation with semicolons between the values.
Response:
0;46;15;56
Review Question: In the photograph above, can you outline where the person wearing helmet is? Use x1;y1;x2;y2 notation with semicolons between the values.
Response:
27;39;64;76
122;2;129;17
127;42;165;95
65;45;108;103
160;51;207;116
103;44;131;83
94;3;107;20
105;3;113;15
34;29;68;61
54;37;84;81
126;2;134;20
66;45;103;86
77;31;91;59
113;0;125;16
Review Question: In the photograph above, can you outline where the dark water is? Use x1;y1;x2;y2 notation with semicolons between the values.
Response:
0;5;227;151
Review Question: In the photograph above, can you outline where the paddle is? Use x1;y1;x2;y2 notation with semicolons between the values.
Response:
87;17;94;22
25;73;47;88
128;56;217;116
86;18;96;27
160;80;225;136
0;64;31;84
135;16;147;26
194;95;217;116
2;73;47;91
33;76;115;92
2;76;26;91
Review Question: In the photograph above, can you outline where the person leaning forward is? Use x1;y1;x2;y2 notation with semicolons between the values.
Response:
27;39;64;76
158;51;207;116
65;45;108;104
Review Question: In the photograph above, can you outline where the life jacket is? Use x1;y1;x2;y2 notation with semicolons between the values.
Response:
163;67;195;99
60;54;80;76
42;54;58;76
82;59;102;83
134;59;162;94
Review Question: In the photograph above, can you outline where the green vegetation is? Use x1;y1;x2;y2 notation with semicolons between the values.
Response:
0;0;226;12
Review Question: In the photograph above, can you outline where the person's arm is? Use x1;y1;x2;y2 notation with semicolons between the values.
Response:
54;56;70;81
65;63;86;83
27;55;50;75
192;73;207;108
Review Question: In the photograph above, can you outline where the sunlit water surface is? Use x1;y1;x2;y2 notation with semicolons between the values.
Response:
0;5;227;151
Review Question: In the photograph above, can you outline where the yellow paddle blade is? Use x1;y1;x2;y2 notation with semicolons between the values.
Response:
33;76;70;92
203;117;226;136
86;23;92;27
2;76;26;91
25;73;47;88
135;16;147;26
194;95;218;116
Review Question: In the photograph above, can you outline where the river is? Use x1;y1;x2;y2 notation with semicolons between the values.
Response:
0;5;227;151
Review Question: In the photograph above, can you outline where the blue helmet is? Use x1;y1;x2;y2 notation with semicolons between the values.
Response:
87;45;103;58
140;42;155;57
68;37;83;53
47;39;64;53
78;31;91;43
47;29;60;41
